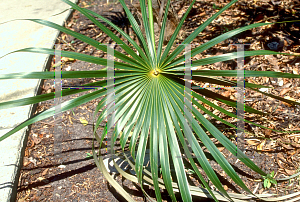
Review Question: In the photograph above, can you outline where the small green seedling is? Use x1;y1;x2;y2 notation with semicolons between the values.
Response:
213;4;222;10
186;168;195;175
86;152;93;158
223;26;229;33
262;171;277;189
71;109;76;116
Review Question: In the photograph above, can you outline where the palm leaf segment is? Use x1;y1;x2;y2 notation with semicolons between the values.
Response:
1;0;300;201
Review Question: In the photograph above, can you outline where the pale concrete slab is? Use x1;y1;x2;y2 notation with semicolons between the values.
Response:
0;0;78;201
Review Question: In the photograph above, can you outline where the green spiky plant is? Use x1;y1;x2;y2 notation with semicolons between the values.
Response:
1;0;300;201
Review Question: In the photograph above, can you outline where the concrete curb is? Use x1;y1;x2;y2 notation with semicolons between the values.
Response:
0;1;78;201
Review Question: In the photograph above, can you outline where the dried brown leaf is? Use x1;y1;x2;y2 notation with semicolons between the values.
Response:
221;91;231;97
280;88;290;96
42;168;49;176
257;140;266;152
32;136;41;145
247;139;261;146
285;169;296;176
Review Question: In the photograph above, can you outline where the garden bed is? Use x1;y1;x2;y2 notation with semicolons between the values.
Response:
17;0;300;201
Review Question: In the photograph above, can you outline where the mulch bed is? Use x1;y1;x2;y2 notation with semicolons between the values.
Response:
16;0;300;201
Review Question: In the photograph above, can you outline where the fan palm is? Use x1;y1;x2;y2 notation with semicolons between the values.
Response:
1;0;300;201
